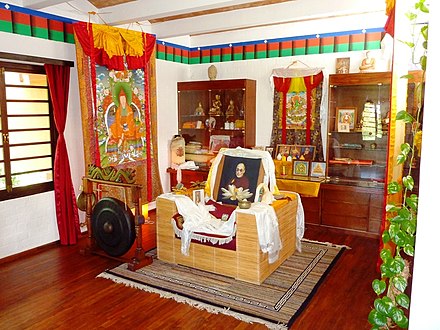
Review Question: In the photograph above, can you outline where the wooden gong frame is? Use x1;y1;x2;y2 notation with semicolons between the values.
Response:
81;176;152;271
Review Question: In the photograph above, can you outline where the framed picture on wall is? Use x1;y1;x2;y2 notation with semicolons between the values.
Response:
310;161;327;177
336;57;350;74
336;107;357;130
293;160;310;176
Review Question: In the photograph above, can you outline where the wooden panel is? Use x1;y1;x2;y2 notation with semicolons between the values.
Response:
322;189;370;205
322;213;368;231
322;199;369;218
193;243;215;272
369;220;381;233
215;248;237;277
302;195;321;224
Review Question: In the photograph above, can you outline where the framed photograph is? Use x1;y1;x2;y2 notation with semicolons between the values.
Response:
192;189;205;205
336;57;350;74
276;144;293;158
295;145;316;161
336;107;357;130
209;135;230;153
214;155;264;205
310;161;327;177
293;160;310;176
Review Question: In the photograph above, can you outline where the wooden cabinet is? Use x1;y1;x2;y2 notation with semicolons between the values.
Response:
177;79;256;164
327;72;391;186
309;72;392;237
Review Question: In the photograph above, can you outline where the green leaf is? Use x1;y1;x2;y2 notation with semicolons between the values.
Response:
400;143;411;155
398;207;411;221
368;309;388;327
421;25;428;40
396;293;410;309
396;314;409;329
388;223;400;239
406;194;418;211
386;203;400;212
382;230;391;244
402;41;415;48
403;245;415;256
390;306;407;326
381;262;393;278
397;153;407;165
394;230;410;247
388;182;402;194
396;111;414;124
400;74;413;80
402;175;414;191
392;275;408;292
380;248;392;262
372;279;386;295
420;55;427;71
419;2;429;13
405;12;417;21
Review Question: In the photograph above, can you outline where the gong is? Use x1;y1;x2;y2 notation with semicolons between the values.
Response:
91;197;136;257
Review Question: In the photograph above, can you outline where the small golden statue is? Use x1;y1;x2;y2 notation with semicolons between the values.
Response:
209;94;222;115
194;102;205;116
226;100;235;116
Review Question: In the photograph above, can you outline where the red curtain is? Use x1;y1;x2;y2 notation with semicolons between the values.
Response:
72;22;156;71
45;64;80;245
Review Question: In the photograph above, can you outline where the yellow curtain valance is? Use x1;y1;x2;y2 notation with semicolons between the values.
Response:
92;25;144;58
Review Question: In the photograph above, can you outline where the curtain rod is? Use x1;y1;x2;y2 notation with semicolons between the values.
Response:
0;52;74;67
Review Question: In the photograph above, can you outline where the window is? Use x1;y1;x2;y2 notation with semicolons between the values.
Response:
0;61;56;201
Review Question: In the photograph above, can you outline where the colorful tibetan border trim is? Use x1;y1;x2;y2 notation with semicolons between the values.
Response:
0;2;76;43
0;2;384;63
156;28;384;64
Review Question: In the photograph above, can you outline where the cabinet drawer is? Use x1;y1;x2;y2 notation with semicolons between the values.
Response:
322;213;368;231
322;199;369;218
322;189;370;205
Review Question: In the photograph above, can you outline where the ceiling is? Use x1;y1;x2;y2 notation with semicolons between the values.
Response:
18;0;387;40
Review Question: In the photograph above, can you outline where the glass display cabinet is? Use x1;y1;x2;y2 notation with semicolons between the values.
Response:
327;72;392;188
168;79;256;190
177;79;256;164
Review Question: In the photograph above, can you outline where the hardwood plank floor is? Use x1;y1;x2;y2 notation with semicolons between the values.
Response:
0;221;379;329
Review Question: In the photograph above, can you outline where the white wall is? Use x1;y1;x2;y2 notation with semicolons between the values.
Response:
408;1;440;328
0;32;84;258
155;60;188;192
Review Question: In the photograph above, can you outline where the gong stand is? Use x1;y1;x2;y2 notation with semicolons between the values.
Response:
81;176;152;271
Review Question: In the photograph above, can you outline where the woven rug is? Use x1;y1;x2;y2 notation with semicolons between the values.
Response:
98;240;345;329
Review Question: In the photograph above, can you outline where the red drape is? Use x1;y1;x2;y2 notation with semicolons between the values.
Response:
45;64;80;245
273;77;292;143
73;22;156;71
304;72;324;144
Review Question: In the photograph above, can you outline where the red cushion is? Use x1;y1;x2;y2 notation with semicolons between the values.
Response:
206;199;236;220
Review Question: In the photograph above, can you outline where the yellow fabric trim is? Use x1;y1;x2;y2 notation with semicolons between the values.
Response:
288;77;306;93
93;25;144;58
276;178;321;197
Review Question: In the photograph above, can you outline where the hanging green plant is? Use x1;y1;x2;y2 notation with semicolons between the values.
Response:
368;0;428;329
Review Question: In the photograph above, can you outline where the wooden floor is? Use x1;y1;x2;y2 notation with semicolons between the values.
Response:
0;220;380;330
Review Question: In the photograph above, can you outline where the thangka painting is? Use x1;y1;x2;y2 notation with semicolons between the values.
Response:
96;66;146;166
284;90;310;130
270;72;325;162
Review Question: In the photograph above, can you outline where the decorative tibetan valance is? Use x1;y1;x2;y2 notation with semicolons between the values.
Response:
73;22;162;202
270;65;327;161
73;22;155;70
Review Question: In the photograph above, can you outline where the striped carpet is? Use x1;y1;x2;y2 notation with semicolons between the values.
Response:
98;240;345;329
